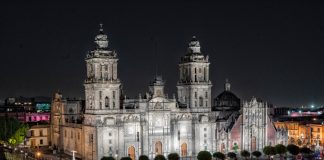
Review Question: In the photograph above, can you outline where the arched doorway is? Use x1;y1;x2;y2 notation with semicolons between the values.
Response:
181;143;187;157
155;141;162;155
221;143;225;153
251;136;256;151
128;146;136;160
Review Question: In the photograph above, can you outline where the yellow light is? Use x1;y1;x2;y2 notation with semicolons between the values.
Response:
36;152;41;157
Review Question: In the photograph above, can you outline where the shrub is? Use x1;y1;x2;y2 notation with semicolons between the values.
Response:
120;157;132;160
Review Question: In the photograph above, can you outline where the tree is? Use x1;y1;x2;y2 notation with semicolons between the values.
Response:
0;117;28;145
275;144;287;159
263;146;276;158
240;150;250;160
8;124;28;146
287;144;300;158
167;153;179;160
227;152;236;159
232;143;239;153
139;155;149;160
252;151;262;159
213;152;225;160
197;151;212;160
300;147;313;158
101;157;115;160
120;157;132;160
154;154;166;160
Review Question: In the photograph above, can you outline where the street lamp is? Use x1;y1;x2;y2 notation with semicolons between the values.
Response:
36;151;41;160
72;150;77;160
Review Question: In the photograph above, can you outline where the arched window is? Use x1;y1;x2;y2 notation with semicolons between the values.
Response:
199;97;203;107
105;96;109;108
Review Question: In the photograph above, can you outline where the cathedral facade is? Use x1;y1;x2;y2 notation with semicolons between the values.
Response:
50;25;286;160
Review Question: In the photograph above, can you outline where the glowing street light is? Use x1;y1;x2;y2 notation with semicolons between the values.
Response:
311;105;315;108
36;151;41;159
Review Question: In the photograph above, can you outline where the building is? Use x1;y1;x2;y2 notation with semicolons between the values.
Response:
50;25;285;160
26;125;50;147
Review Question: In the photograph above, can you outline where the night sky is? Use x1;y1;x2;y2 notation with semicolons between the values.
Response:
0;1;323;107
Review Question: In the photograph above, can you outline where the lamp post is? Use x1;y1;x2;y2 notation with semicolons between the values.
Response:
72;150;77;160
36;151;41;160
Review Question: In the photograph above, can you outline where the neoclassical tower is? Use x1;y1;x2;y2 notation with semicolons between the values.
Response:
84;24;121;115
177;36;212;110
83;24;122;160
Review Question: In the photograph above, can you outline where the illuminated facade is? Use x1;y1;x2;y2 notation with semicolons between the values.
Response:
51;25;285;160
274;121;324;147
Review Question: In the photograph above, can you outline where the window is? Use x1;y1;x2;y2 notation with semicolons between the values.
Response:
109;140;112;144
113;102;115;108
195;101;197;107
99;91;102;100
205;101;208;107
105;97;109;108
318;128;320;132
31;130;34;136
199;68;201;73
39;130;43;136
204;128;207;131
109;132;112;136
100;102;102;109
204;134;207;138
195;68;197;73
205;92;208;98
113;91;116;99
199;97;203;107
204;140;207;144
89;134;93;143
109;147;112;151
40;139;43;145
195;92;197;99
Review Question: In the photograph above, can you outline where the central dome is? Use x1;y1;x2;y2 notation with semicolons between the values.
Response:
212;80;241;111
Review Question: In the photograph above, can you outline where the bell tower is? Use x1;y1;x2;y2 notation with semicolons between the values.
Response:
177;36;212;110
84;24;121;115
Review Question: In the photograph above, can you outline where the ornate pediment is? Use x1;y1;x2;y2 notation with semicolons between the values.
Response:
123;114;140;122
176;113;192;120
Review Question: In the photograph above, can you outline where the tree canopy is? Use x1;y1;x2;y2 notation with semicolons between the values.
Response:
0;117;29;146
227;152;236;159
101;156;115;160
263;146;276;156
275;144;287;155
240;150;250;159
213;152;225;160
287;144;300;156
252;151;262;158
197;151;212;160
154;155;166;160
120;157;132;160
167;153;179;160
139;155;149;160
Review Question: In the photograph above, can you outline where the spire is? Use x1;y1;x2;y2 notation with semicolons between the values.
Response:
99;23;104;33
94;23;108;49
225;78;231;91
188;36;201;54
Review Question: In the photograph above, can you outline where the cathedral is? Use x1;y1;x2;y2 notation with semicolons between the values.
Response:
50;25;287;160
